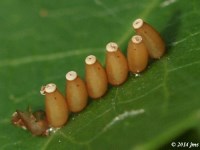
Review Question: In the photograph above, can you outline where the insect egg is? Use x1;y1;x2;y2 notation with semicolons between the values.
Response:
105;42;128;85
40;83;69;128
133;18;165;59
66;71;88;112
85;55;108;99
127;35;149;73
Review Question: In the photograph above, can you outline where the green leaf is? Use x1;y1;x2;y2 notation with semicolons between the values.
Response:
0;0;200;150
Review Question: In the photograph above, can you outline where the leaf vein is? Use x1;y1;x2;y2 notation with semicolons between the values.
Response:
118;84;163;104
168;60;200;72
0;48;103;68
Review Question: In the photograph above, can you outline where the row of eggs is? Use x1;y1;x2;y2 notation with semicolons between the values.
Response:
12;18;166;135
40;18;165;128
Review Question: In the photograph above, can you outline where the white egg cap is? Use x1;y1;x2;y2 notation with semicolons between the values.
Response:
40;83;57;95
133;18;144;29
132;35;142;44
106;42;118;52
66;71;77;81
85;55;96;65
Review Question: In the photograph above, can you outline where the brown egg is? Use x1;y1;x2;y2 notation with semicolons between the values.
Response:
105;42;128;85
127;35;149;73
85;55;108;99
40;83;69;128
66;71;88;112
133;18;165;59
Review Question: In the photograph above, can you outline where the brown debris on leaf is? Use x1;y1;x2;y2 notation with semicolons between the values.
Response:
11;107;49;136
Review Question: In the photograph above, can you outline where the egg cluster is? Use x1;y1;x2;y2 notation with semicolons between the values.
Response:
41;18;165;127
12;18;166;135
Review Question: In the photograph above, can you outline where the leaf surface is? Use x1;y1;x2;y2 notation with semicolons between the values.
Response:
0;0;200;149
